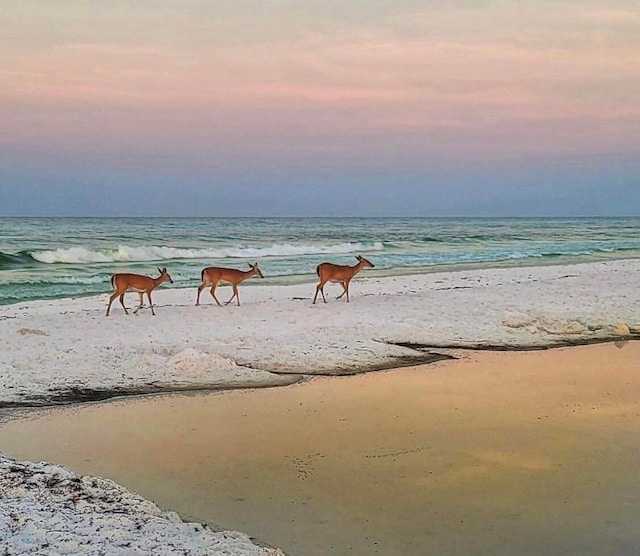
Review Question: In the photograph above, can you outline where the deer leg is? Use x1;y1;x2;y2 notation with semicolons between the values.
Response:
119;293;129;315
344;279;351;302
336;281;348;300
196;283;206;306
225;285;239;306
313;281;327;304
210;284;223;307
148;291;156;316
133;292;144;314
106;292;119;316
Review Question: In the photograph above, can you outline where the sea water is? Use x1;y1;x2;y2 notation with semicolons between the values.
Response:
0;217;639;305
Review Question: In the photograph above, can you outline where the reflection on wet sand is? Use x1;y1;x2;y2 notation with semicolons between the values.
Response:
1;342;640;556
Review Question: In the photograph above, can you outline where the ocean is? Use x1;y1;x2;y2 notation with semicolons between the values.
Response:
1;217;639;306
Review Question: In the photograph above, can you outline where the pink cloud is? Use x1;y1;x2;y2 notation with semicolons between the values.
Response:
2;1;639;167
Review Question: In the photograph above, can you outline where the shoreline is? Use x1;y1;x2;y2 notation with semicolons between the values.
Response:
0;452;285;556
1;259;639;408
2;337;639;411
3;254;640;309
3;341;640;555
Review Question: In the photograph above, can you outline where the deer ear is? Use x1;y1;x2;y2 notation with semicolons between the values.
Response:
162;267;167;273
157;267;162;274
356;255;362;261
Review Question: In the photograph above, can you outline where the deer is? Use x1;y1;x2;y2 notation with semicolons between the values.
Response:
313;255;375;304
105;267;173;316
196;262;264;307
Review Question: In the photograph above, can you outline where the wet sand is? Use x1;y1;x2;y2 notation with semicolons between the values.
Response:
1;342;639;555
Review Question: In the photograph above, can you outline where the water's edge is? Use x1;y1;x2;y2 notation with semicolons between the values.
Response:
2;338;638;413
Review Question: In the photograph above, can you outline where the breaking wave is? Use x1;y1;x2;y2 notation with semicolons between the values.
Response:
22;242;385;265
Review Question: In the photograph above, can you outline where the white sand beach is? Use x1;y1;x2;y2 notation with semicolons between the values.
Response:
1;259;639;553
1;260;639;407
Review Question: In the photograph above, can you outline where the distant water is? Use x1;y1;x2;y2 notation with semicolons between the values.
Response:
0;217;639;306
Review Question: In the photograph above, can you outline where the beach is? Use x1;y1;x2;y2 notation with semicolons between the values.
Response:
4;0;640;547
1;257;640;553
2;342;640;555
1;259;639;408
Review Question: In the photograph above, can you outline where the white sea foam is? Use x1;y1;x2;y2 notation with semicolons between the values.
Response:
31;242;385;264
32;247;114;264
13;275;109;286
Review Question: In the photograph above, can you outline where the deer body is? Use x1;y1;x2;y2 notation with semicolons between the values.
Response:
313;255;374;304
196;263;264;307
106;267;173;316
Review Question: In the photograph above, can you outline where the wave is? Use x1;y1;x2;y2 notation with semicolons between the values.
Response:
0;250;37;270
3;242;637;271
4;275;110;286
24;242;385;265
512;246;640;259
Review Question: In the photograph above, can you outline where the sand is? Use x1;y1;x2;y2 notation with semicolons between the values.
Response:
1;341;639;555
2;259;640;408
2;259;639;553
0;456;284;556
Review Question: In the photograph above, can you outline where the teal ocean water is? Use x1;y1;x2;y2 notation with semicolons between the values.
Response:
1;217;639;306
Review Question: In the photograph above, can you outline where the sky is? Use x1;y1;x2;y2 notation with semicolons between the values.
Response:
1;0;639;217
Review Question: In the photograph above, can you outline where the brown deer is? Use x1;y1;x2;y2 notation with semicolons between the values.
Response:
313;255;374;304
196;262;264;307
106;267;173;316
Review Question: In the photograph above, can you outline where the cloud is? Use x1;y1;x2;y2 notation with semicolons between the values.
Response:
583;9;639;22
1;0;639;176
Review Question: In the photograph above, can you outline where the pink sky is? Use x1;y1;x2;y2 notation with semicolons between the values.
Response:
2;1;639;215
